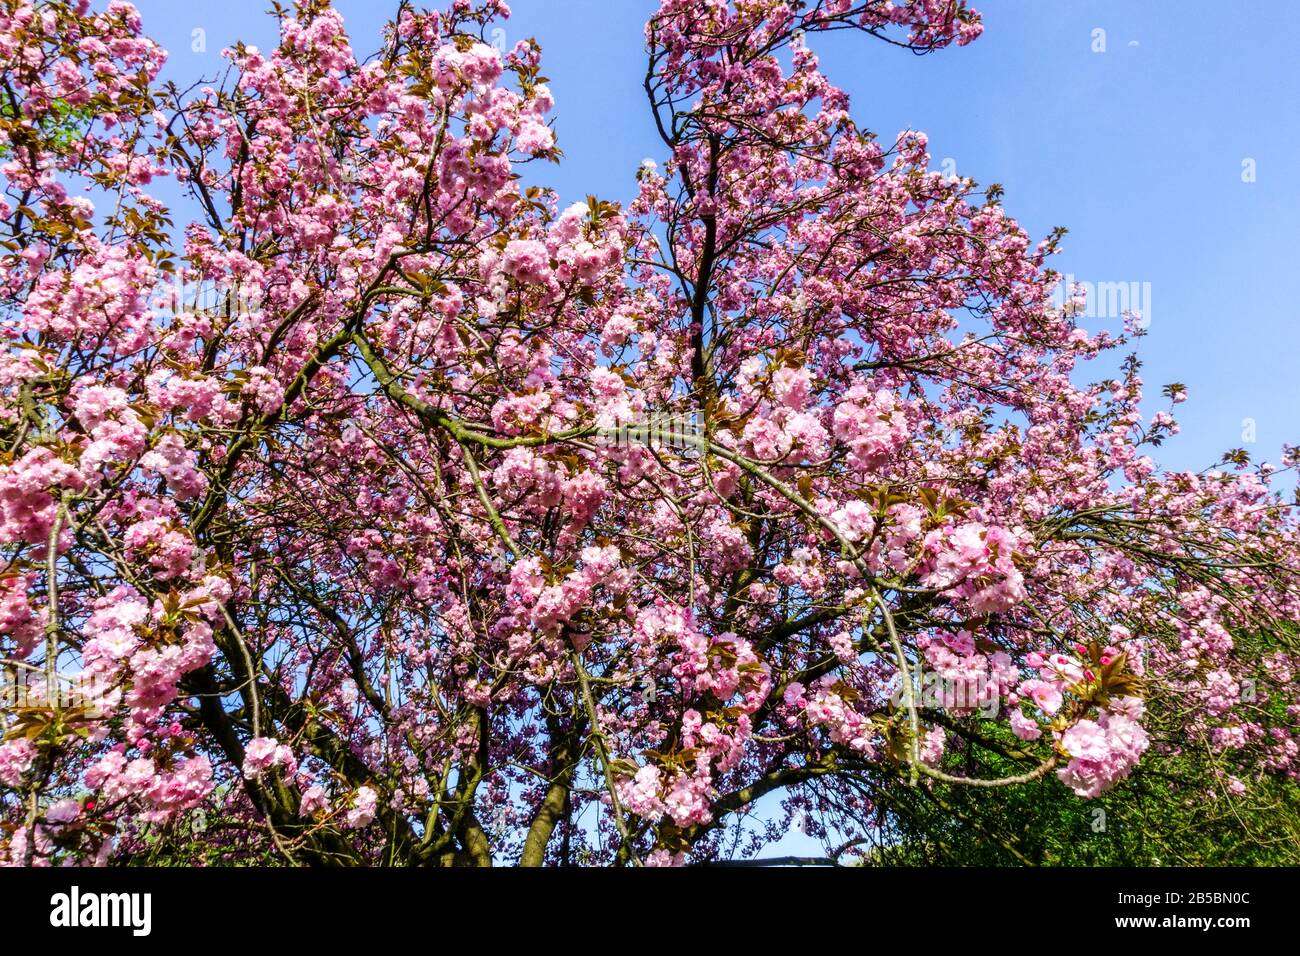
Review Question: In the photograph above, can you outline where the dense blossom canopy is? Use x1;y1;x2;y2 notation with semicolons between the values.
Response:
1;0;1297;866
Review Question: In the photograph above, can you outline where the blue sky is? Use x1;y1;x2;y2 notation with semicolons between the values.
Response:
125;0;1299;857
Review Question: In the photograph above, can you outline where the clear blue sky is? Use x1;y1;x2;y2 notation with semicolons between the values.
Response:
124;0;1300;859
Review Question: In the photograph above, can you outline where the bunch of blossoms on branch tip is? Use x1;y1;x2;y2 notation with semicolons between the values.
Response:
0;0;1297;868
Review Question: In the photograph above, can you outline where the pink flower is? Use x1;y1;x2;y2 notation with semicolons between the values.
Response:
783;682;807;709
0;739;37;788
45;799;82;825
138;434;206;500
242;366;285;415
345;785;378;828
662;771;712;827
299;784;329;816
617;764;665;819
645;849;685;867
919;727;946;768
600;313;636;352
1056;705;1151;797
500;239;552;285
772;365;812;409
514;117;554;155
831;500;875;543
831;385;909;472
1046;654;1086;685
1060;719;1108;761
144;757;213;815
1019;679;1063;715
1010;708;1042;741
0;574;44;657
241;737;296;780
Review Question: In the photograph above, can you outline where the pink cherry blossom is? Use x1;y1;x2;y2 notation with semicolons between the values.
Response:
0;0;1296;869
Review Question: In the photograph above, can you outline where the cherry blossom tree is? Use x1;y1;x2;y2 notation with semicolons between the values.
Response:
1;0;1297;867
